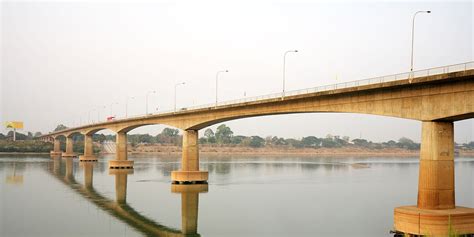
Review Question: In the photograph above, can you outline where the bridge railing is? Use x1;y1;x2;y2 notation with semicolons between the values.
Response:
56;61;474;132
188;61;474;109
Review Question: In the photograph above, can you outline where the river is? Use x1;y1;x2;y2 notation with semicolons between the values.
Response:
1;154;473;237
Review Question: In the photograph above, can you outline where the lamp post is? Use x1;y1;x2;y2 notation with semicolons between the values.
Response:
215;70;228;107
410;10;431;73
88;108;95;123
125;96;134;118
174;82;186;112
109;102;118;117
146;91;156;116
97;106;105;122
282;50;298;99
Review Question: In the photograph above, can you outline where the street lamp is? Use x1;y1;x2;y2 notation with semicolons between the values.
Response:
146;90;156;116
282;49;298;99
97;105;105;122
174;82;186;112
125;96;134;118
215;70;229;107
410;11;431;74
88;108;95;123
109;102;118;117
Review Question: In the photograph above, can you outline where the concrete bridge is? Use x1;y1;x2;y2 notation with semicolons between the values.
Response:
49;158;206;237
41;62;474;236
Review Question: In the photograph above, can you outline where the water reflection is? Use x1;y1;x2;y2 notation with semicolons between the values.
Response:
48;159;206;237
5;162;24;185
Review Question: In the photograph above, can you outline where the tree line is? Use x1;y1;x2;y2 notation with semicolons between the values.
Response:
2;124;474;151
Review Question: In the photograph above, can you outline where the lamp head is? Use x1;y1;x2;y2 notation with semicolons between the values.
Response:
427;10;431;13
294;50;298;52
225;70;229;72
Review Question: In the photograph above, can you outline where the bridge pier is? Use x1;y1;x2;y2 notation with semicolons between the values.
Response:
62;137;77;158
171;184;208;235
108;132;134;169
50;138;62;157
79;134;98;162
171;130;208;184
394;121;474;236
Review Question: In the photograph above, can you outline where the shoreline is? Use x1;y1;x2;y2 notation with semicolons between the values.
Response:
2;147;474;157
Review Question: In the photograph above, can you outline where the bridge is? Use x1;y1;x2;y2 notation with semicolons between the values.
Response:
41;62;474;236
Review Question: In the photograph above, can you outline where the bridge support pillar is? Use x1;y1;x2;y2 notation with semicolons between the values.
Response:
171;184;208;235
394;121;474;236
109;132;133;169
62;137;77;158
171;130;208;184
79;134;97;162
50;138;62;157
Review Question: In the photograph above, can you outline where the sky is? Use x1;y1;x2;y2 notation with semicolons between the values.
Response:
0;0;473;142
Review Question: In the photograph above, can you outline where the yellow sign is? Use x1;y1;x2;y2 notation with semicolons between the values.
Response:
5;121;24;129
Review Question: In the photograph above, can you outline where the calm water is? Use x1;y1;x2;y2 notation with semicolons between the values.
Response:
1;154;473;237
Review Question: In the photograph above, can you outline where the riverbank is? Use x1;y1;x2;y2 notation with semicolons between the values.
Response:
127;144;474;157
2;144;473;157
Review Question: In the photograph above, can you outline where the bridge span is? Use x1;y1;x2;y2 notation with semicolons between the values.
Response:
41;62;474;236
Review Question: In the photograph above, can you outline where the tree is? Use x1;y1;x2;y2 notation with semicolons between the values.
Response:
302;136;321;147
34;132;42;137
285;138;303;148
54;124;68;131
162;128;179;137
397;137;419;150
204;128;216;143
231;135;246;144
321;136;340;148
249;136;265;148
352;138;370;147
215;124;233;144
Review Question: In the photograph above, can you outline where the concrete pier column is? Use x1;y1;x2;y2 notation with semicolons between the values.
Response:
171;130;208;183
79;134;98;162
108;132;133;169
50;138;62;157
62;137;77;158
171;184;208;235
418;121;454;209
394;121;474;236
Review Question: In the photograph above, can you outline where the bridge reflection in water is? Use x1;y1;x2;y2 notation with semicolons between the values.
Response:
50;157;206;237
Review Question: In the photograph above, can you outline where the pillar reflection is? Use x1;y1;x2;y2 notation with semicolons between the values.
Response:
64;157;75;182
109;169;133;204
80;162;96;189
172;184;208;236
5;162;24;185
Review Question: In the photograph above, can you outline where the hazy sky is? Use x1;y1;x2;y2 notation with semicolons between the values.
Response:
1;0;473;142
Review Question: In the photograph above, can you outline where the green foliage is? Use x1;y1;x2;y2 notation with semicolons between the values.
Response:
215;124;233;144
162;128;179;137
320;137;341;148
301;136;321;147
0;140;53;152
285;138;304;148
397;137;419;150
54;124;68;131
249;136;265;148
